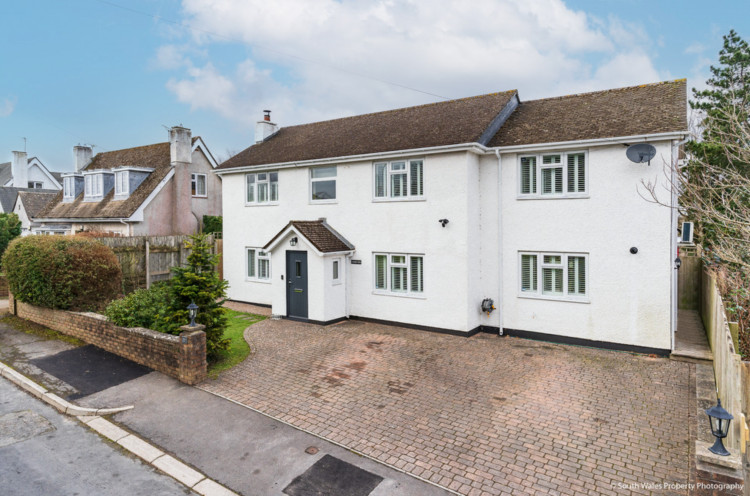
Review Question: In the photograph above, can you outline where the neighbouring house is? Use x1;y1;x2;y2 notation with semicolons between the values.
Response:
0;152;62;194
216;80;687;354
35;126;221;236
13;191;59;235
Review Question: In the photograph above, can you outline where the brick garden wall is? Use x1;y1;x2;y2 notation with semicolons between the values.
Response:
8;293;206;385
0;276;8;298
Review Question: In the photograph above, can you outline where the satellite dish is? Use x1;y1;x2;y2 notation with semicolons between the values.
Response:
626;143;657;165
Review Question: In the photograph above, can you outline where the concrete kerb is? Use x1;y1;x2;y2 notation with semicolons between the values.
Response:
0;360;133;416
1;360;238;496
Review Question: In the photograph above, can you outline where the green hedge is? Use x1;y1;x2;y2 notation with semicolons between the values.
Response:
203;215;222;235
3;236;122;311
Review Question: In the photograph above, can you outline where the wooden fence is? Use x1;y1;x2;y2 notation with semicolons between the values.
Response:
92;235;216;293
701;268;745;452
678;255;702;310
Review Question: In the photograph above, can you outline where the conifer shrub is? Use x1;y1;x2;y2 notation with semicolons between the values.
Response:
3;235;122;311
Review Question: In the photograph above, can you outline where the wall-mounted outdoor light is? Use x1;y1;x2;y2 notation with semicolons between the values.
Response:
290;236;298;246
187;301;199;327
706;398;733;456
630;247;638;254
674;257;682;270
439;219;449;227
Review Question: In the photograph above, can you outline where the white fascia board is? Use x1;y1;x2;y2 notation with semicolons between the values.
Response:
193;137;219;169
214;142;488;175
128;167;175;222
35;217;130;223
28;157;63;189
111;166;155;173
492;131;688;154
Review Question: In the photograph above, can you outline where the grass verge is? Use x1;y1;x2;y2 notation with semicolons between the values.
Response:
0;315;86;346
207;309;265;379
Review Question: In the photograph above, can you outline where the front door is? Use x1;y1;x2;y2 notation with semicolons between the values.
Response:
286;251;308;319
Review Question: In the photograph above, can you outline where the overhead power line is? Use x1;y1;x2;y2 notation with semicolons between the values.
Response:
94;0;450;100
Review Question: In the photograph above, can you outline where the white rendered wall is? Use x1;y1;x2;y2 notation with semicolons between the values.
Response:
495;141;675;350
27;163;59;189
222;151;475;331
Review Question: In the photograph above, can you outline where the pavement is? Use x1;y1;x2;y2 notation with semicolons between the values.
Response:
0;376;189;496
0;312;448;496
202;318;696;496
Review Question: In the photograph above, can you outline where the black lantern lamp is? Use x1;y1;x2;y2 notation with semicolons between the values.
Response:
187;301;199;327
706;398;733;456
290;236;298;246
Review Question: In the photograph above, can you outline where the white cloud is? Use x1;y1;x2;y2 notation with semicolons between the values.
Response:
684;42;705;55
0;98;15;117
161;0;667;128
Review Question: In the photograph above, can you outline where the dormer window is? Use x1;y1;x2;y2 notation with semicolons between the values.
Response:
115;171;129;197
84;174;104;199
62;173;83;202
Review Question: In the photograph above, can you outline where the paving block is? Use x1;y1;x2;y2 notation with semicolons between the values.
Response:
76;415;99;424
117;434;164;463
153;454;204;487
87;417;129;442
193;478;238;496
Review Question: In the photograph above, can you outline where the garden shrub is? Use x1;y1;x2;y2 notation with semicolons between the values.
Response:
202;215;222;235
0;213;21;269
3;235;121;311
104;282;175;332
165;233;229;357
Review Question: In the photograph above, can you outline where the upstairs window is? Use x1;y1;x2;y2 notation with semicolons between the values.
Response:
374;253;424;295
245;172;278;204
191;173;207;197
519;252;587;301
374;159;423;200
310;166;337;202
246;248;270;281
63;177;75;200
114;171;129;196
84;173;103;199
519;152;587;198
28;181;43;189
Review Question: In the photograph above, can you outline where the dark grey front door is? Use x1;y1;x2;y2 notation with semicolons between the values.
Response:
286;251;308;319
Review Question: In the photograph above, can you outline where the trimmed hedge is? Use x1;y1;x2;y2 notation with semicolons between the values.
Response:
203;215;222;235
3;235;122;311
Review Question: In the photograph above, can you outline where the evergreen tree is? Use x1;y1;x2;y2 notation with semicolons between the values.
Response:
167;234;229;357
0;213;22;269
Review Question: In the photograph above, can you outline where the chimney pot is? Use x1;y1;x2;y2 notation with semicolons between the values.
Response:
263;110;271;122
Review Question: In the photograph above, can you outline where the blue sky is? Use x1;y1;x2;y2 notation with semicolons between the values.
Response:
0;0;747;171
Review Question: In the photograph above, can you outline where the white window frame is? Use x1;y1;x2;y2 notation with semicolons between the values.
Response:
83;173;104;200
518;151;588;199
310;166;337;203
332;258;342;285
373;252;425;298
114;171;129;197
63;177;76;200
28;181;43;189
191;173;207;198
517;251;589;303
245;247;271;283
245;171;279;206
373;159;425;201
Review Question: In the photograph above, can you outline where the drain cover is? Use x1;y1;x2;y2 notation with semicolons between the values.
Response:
0;410;55;447
283;454;383;496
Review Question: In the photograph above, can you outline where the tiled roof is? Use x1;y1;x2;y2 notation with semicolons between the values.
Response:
489;80;687;147
18;191;58;218
0;187;57;213
0;163;12;186
219;91;518;169
36;142;173;220
265;220;354;253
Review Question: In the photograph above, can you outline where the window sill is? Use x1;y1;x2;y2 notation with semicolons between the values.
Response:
83;196;103;202
372;197;426;203
245;202;279;207
192;195;208;199
309;200;338;205
113;194;129;201
518;293;590;304
332;280;342;286
245;278;272;284
516;194;589;200
372;290;426;300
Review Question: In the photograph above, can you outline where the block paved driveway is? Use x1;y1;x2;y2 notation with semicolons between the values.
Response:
201;319;693;496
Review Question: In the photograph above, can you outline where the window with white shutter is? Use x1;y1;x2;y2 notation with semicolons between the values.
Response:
518;152;587;198
374;252;424;295
373;159;424;200
519;252;588;301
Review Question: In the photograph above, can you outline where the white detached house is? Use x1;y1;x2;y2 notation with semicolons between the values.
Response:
217;81;688;355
